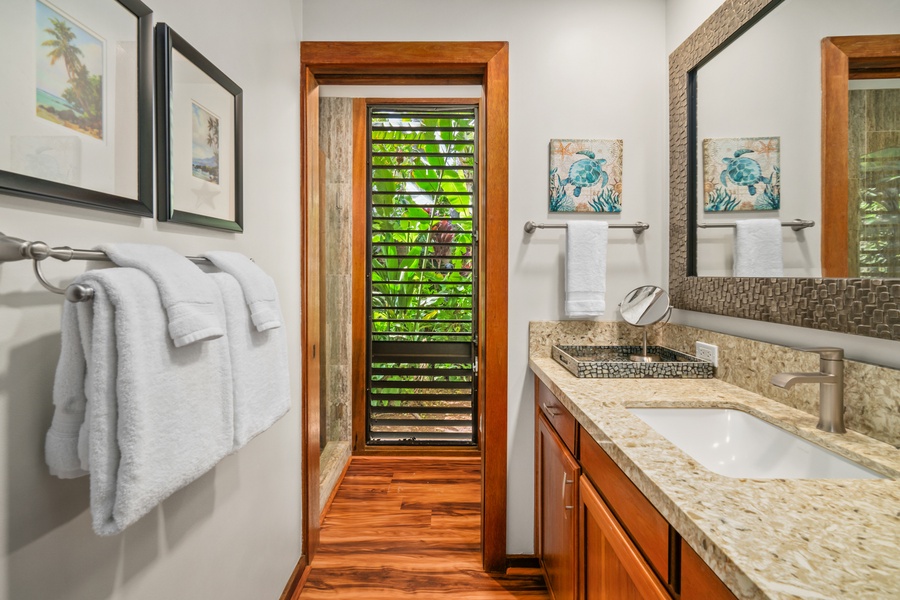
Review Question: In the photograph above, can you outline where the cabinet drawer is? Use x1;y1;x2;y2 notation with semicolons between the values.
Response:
579;430;669;582
536;377;577;455
681;539;738;600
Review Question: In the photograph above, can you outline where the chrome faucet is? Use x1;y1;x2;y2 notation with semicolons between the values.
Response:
770;347;846;434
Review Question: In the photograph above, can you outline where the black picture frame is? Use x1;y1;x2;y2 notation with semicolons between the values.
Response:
0;0;154;216
155;23;243;233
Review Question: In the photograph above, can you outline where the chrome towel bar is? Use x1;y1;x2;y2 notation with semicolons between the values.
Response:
697;218;814;231
524;221;650;234
0;232;213;302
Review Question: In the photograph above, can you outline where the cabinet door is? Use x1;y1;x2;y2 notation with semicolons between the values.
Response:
681;539;738;600
538;413;581;600
579;477;670;600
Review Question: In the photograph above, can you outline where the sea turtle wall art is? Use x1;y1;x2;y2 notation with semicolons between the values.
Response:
549;139;623;212
703;137;780;211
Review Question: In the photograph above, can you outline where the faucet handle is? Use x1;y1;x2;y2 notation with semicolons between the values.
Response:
791;347;844;360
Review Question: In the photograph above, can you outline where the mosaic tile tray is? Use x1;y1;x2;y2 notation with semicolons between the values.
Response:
551;345;714;379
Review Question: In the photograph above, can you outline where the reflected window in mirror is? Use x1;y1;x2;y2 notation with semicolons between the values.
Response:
821;34;900;279
849;79;900;279
689;0;900;279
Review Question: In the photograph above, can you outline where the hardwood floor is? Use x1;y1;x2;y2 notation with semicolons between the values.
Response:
297;457;549;599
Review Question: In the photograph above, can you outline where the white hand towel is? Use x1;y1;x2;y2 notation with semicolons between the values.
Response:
45;300;88;479
202;251;282;331
565;221;608;317
733;219;783;277
98;243;224;347
209;272;291;450
46;268;234;536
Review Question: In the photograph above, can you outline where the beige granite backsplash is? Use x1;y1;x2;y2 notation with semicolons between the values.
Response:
529;321;900;447
528;321;646;356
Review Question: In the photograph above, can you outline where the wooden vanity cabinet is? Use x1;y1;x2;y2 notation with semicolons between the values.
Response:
534;376;737;600
535;377;739;600
537;412;580;599
680;539;739;600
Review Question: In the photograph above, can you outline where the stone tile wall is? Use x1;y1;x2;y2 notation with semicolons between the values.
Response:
320;97;353;446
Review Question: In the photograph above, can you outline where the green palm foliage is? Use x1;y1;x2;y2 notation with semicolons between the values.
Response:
42;18;83;81
369;111;475;343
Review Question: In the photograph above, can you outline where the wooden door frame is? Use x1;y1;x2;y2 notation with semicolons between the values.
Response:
821;34;900;277
300;41;509;573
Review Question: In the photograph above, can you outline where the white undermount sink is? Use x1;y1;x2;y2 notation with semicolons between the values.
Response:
627;407;886;480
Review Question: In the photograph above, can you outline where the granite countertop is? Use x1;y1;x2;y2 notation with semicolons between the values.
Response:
529;353;900;600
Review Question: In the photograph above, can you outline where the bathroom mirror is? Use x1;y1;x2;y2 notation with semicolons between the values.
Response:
691;0;900;280
619;286;671;362
669;0;899;340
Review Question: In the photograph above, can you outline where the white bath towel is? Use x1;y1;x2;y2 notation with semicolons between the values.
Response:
209;272;291;450
98;243;224;347
733;219;783;277
565;221;608;317
202;251;282;331
45;268;234;536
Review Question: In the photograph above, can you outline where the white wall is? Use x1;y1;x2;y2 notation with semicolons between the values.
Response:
300;0;669;554
0;0;302;598
667;0;900;369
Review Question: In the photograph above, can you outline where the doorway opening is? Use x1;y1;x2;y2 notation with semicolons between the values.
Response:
299;42;509;574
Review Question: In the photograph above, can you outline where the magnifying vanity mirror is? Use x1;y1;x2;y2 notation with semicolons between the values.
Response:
619;286;672;362
669;0;900;340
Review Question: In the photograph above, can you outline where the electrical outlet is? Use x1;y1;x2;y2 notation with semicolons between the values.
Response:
695;341;718;367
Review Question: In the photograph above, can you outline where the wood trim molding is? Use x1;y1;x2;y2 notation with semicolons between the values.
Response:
480;42;509;574
299;41;510;574
300;41;506;74
319;457;352;524
365;97;482;105
821;34;900;278
351;98;367;455
279;555;310;600
299;65;321;562
821;38;851;278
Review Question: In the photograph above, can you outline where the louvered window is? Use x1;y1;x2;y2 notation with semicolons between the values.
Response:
366;105;478;446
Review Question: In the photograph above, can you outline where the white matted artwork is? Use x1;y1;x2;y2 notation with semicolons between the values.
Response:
703;137;780;211
11;135;81;185
0;0;149;213
549;138;623;213
170;47;235;223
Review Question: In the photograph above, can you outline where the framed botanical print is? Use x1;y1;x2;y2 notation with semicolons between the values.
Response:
0;0;153;215
155;23;243;232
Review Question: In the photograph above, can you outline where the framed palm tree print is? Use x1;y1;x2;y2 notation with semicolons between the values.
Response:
0;0;153;216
